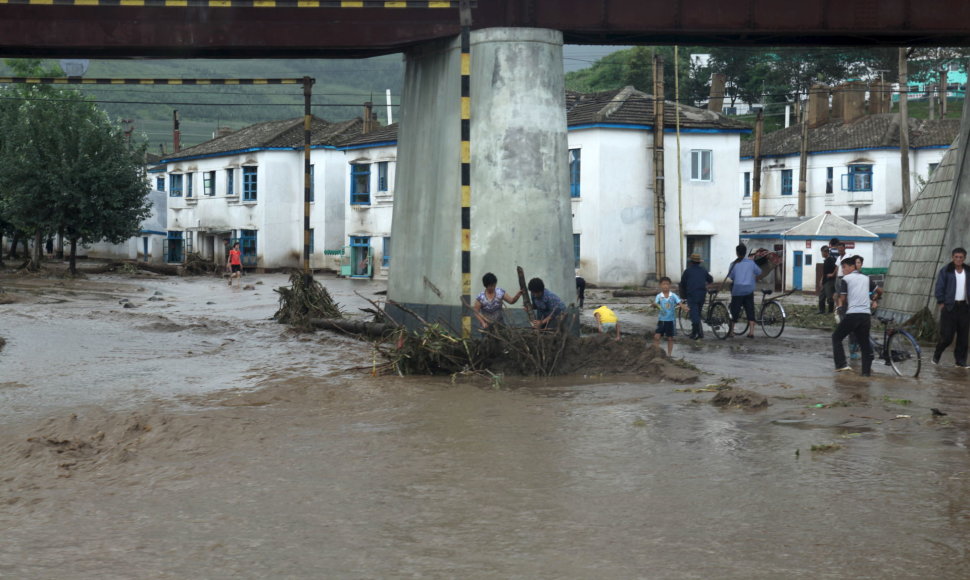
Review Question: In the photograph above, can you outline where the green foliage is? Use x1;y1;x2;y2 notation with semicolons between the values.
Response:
565;46;709;105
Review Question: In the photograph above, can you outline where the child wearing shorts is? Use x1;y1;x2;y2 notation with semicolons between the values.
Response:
653;276;682;356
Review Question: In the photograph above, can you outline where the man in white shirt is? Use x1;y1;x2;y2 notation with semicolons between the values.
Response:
832;256;882;376
933;247;969;367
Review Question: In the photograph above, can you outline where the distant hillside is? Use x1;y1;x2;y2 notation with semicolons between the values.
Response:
1;57;404;152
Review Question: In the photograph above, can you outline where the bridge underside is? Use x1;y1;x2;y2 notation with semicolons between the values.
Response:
4;0;970;58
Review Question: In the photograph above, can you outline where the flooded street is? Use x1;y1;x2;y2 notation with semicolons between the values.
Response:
1;271;968;578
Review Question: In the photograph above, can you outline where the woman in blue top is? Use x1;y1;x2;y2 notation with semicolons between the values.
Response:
726;243;762;338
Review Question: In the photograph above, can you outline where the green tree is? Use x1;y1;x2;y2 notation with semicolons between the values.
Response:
565;46;709;105
0;85;151;274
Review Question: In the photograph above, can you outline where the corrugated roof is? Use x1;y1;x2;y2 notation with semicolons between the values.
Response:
566;86;750;131
740;214;901;237
163;116;363;161
740;115;959;158
781;212;878;238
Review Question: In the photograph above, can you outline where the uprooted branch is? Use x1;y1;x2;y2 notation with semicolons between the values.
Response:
273;271;342;330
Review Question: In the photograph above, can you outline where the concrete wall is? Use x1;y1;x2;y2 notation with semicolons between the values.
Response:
389;28;572;325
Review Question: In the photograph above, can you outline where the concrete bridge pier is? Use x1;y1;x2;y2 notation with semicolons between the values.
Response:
387;28;573;331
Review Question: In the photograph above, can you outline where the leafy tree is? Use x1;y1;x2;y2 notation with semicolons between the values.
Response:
565;46;710;105
0;83;151;274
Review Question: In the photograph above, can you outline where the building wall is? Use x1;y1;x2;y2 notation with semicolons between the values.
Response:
83;185;168;263
343;144;396;279
568;127;742;286
740;147;948;217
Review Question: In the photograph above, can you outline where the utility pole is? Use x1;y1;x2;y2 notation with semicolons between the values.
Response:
899;48;912;212
752;110;763;217
797;91;809;217
653;54;666;280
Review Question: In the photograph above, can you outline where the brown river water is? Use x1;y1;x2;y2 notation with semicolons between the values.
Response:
1;271;968;579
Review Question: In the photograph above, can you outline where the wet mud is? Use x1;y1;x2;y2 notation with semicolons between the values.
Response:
1;267;968;578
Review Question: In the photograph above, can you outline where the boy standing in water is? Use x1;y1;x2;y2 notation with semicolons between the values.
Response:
653;276;682;356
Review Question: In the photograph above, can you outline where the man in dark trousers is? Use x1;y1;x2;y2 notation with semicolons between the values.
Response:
817;245;837;314
933;247;969;368
681;253;713;339
832;256;882;376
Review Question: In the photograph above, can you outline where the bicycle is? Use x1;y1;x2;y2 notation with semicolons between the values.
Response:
870;315;922;377
728;288;790;339
677;289;734;339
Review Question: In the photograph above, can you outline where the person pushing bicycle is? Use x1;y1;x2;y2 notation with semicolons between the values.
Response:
832;255;883;376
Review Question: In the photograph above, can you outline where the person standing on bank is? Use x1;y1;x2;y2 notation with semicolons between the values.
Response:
473;272;522;330
725;244;762;339
832;256;882;375
817;245;837;314
227;242;242;287
932;247;970;368
681;253;713;340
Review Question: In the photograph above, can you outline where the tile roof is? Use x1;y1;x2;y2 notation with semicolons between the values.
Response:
338;123;399;148
162;116;363;162
740;115;959;158
566;86;751;131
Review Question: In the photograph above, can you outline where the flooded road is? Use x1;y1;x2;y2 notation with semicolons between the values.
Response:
1;271;968;578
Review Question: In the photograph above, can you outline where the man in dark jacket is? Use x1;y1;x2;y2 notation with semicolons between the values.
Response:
681;253;713;339
817;245;837;314
933;247;969;367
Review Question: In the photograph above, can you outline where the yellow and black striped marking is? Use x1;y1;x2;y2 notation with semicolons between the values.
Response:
459;23;471;338
0;77;306;85
0;0;465;7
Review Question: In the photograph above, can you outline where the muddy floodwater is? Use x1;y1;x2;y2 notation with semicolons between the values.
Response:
1;270;968;578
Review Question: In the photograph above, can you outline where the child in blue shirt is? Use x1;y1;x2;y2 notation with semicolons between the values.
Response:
653;276;682;356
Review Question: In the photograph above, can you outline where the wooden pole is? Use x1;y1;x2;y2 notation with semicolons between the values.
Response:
899;48;912;212
797;92;809;217
752;110;763;217
302;77;314;273
653;54;666;279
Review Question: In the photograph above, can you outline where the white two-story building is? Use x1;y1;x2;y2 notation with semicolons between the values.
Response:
158;116;364;270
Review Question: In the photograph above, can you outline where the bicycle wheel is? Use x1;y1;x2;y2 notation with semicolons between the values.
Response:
709;302;731;339
677;305;689;334
887;330;922;378
760;300;786;338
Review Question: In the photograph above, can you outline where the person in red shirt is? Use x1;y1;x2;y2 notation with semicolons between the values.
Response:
227;242;242;287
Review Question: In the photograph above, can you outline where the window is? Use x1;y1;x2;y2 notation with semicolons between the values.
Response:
185;173;193;198
204;171;215;196
226;168;235;196
308;164;315;202
573;233;580;269
843;164;873;192
243;166;257;201
156;176;165;191
929;163;939;179
382;236;391;268
691;150;713;181
569;149;581;197
350;236;370;277
169;174;183;197
377;161;389;192
239;229;257;267
351;163;371;205
781;169;793;196
743;172;751;197
309;228;314;255
826;167;833;194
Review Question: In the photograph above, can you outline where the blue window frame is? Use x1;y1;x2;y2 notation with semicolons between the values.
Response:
169;174;183;197
826;167;834;194
569;149;581;197
781;169;793;196
377;161;389;192
573;233;580;269
164;231;184;262
226;168;235;196
239;229;257;267
351;164;371;204
382;236;391;268
185;172;193;198
309;228;315;255
309;164;315;202
743;172;751;197
156;176;165;191
204;171;215;196
843;164;873;192
350;235;371;277
243;166;258;201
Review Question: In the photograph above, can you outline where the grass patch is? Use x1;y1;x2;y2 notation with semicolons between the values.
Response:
883;396;913;406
